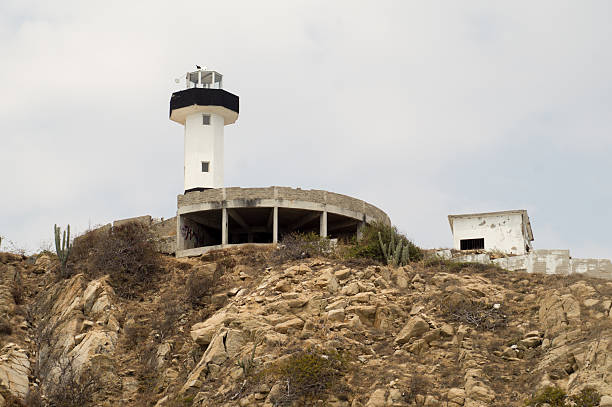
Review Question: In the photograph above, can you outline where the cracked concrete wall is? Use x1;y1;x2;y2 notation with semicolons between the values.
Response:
177;186;390;226
448;249;612;279
571;258;612;279
451;213;529;255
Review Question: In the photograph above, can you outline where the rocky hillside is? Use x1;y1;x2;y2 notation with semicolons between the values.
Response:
1;246;612;406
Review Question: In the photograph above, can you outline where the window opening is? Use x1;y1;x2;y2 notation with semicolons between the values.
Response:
202;114;211;125
201;161;210;172
460;238;484;250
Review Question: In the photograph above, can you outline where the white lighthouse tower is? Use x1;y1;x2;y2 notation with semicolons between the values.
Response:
169;68;239;192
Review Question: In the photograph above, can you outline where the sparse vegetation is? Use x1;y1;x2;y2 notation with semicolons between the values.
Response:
1;391;28;407
71;222;162;298
345;222;422;264
43;356;101;407
423;257;494;273
263;348;349;406
442;298;508;330
4;235;612;406
403;375;432;405
54;224;72;277
570;387;602;407
378;230;409;266
524;385;601;407
237;341;258;377
123;319;150;351
276;232;334;262
0;315;12;335
152;295;183;342
185;261;228;307
10;282;23;306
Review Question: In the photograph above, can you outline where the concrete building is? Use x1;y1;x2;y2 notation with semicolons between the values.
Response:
169;68;390;257
448;210;534;255
442;209;612;279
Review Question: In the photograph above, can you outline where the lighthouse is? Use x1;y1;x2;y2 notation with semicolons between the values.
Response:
170;68;239;193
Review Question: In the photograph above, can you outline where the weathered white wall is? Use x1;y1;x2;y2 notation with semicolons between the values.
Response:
451;213;530;255
441;249;612;279
184;112;224;190
531;249;570;275
571;258;612;279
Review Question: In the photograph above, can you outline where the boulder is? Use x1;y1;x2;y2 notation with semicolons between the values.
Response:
447;388;465;405
347;306;377;326
600;395;612;407
190;310;236;347
539;292;580;337
328;309;345;322
341;282;360;296
335;268;352;280
224;329;245;358
395;316;429;345
365;389;386;407
391;268;409;289
0;344;30;399
68;329;117;373
275;318;304;333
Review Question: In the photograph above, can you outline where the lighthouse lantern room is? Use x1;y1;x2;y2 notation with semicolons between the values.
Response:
169;67;239;192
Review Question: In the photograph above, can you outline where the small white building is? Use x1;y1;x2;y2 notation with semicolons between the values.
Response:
448;210;534;255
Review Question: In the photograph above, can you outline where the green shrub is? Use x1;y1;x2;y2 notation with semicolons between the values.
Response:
424;258;493;273
264;348;349;405
570;387;601;407
346;223;422;264
525;386;567;407
524;386;601;407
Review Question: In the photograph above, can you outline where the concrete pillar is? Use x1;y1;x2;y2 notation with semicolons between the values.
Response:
177;215;184;251
222;208;228;245
273;207;278;243
356;221;366;241
320;211;327;237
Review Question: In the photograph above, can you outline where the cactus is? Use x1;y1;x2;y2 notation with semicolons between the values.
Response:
54;224;72;272
378;231;409;267
236;341;258;376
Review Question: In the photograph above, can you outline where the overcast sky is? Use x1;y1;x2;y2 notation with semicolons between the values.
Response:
1;1;611;258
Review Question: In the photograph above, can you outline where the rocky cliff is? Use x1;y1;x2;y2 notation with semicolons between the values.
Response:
1;248;612;406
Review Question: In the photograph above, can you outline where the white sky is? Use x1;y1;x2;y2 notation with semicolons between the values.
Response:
1;1;611;258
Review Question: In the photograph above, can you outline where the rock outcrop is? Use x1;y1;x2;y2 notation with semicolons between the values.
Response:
2;247;612;406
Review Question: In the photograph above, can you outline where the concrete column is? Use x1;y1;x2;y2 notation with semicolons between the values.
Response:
320;211;327;237
222;208;228;245
273;207;278;243
356;221;365;241
177;215;184;251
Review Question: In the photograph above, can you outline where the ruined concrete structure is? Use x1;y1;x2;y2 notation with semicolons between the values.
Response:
167;68;390;257
448;210;533;255
176;186;390;258
444;209;612;278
